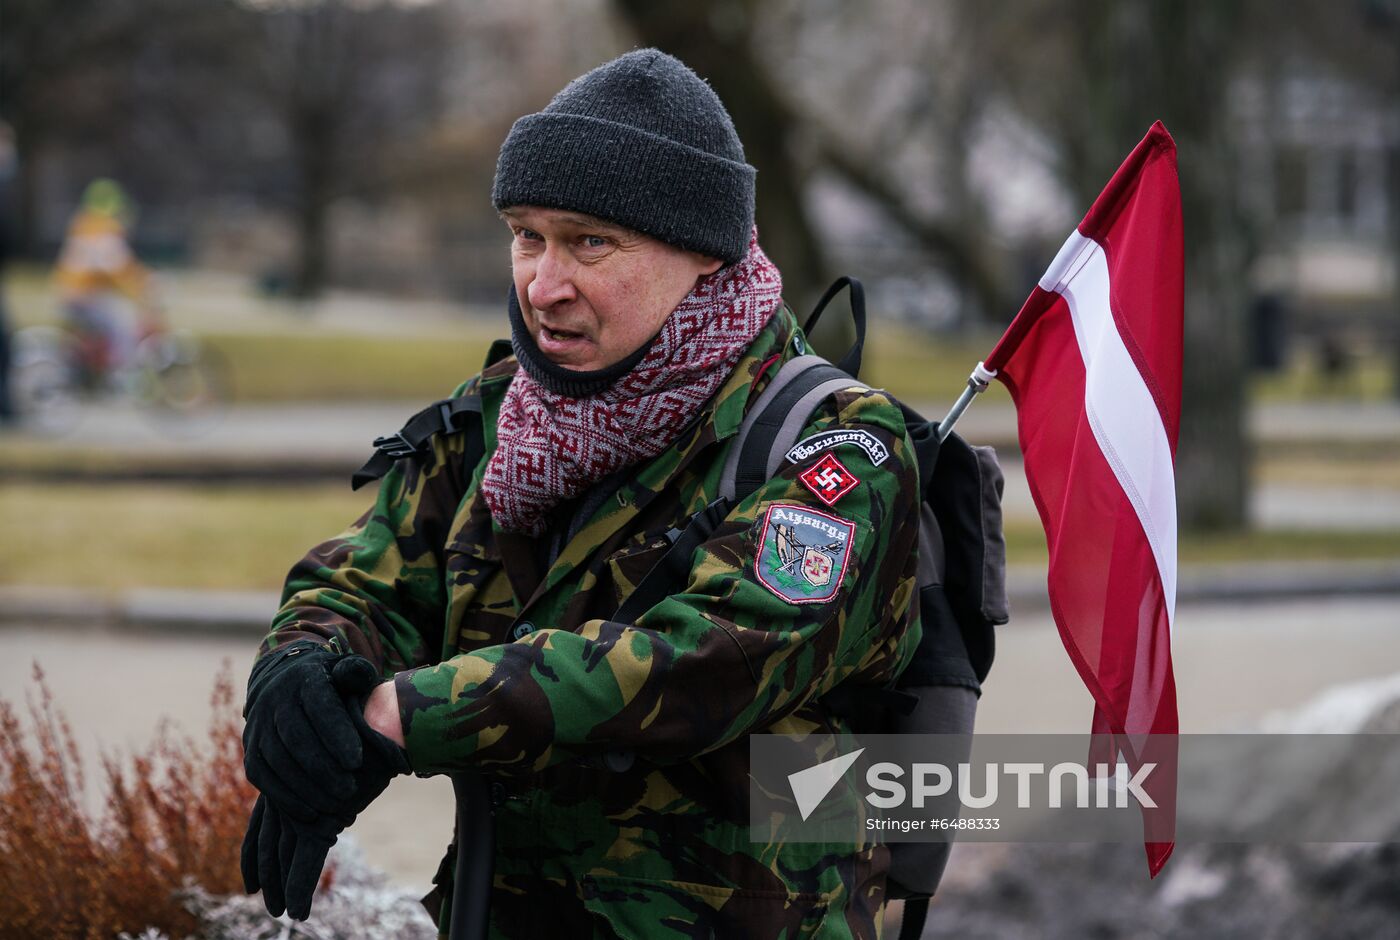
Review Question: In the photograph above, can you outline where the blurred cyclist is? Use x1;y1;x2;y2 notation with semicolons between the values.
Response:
53;179;162;383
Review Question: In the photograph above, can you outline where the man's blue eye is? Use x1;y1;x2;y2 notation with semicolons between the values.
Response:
584;235;608;249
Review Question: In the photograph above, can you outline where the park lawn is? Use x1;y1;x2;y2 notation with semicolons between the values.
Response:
205;322;1010;406
1257;453;1400;489
3;481;1400;592
1250;352;1394;402
0;482;370;591
205;325;1394;405
861;325;1013;406
208;321;1395;408
201;332;495;402
202;320;1005;406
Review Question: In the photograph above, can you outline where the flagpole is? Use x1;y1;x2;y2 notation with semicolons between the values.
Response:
936;362;997;442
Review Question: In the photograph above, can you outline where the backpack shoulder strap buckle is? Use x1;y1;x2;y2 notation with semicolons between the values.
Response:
370;431;423;459
352;393;485;490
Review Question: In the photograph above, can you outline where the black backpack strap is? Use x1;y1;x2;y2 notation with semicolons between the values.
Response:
352;394;484;490
612;496;734;625
898;897;930;940
722;355;865;501
803;276;867;378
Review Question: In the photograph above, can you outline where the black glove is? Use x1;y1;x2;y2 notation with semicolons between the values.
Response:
241;794;348;920
242;657;409;920
242;641;365;821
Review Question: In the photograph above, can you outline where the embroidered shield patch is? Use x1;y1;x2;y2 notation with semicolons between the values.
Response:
754;504;856;605
798;452;860;507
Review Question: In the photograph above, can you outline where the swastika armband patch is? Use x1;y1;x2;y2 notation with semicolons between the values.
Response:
798;452;860;506
754;504;856;605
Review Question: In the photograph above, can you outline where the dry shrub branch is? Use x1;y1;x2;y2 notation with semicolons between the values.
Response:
0;662;257;939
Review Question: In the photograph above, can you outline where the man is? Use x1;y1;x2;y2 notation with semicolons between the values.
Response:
240;49;921;938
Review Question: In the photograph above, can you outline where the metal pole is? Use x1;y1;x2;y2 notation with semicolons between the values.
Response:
936;362;997;443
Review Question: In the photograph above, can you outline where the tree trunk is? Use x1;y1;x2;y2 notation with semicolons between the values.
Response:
1172;118;1253;529
290;101;334;299
611;0;831;312
11;123;43;258
1177;256;1252;529
293;192;328;300
816;136;1016;328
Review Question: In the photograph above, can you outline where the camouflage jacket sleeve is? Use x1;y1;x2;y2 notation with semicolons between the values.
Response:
395;386;920;774
256;380;476;674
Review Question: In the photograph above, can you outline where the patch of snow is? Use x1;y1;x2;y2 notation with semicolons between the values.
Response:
1258;672;1400;734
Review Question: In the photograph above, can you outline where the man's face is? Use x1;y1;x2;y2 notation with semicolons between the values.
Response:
503;206;723;372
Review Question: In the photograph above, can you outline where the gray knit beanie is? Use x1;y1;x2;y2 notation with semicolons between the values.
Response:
491;49;755;265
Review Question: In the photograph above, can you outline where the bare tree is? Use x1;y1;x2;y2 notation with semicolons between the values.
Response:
766;0;1025;326
0;0;161;254
610;0;1027;355
612;0;832;309
976;0;1260;531
214;0;447;298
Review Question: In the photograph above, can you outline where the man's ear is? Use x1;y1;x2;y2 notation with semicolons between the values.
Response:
696;255;724;276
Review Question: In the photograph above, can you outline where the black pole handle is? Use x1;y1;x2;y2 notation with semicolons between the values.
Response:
449;771;494;940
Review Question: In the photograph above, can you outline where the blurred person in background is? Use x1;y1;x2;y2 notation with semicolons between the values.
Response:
238;49;929;938
53;178;162;385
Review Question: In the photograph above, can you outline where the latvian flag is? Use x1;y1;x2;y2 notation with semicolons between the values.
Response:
983;123;1182;875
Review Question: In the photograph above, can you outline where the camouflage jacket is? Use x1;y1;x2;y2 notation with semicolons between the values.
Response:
261;306;922;939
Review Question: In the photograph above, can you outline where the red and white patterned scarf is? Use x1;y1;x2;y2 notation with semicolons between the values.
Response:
481;229;782;535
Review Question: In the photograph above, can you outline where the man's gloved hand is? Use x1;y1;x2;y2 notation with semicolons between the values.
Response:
242;654;410;920
242;641;366;820
240;794;348;920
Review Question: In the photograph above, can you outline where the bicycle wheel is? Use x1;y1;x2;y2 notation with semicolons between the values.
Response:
134;331;232;434
10;326;82;436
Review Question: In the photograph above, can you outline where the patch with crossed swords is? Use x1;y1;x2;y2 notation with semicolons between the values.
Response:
753;504;857;605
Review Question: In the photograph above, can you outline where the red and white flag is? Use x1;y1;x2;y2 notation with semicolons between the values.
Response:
982;122;1182;875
